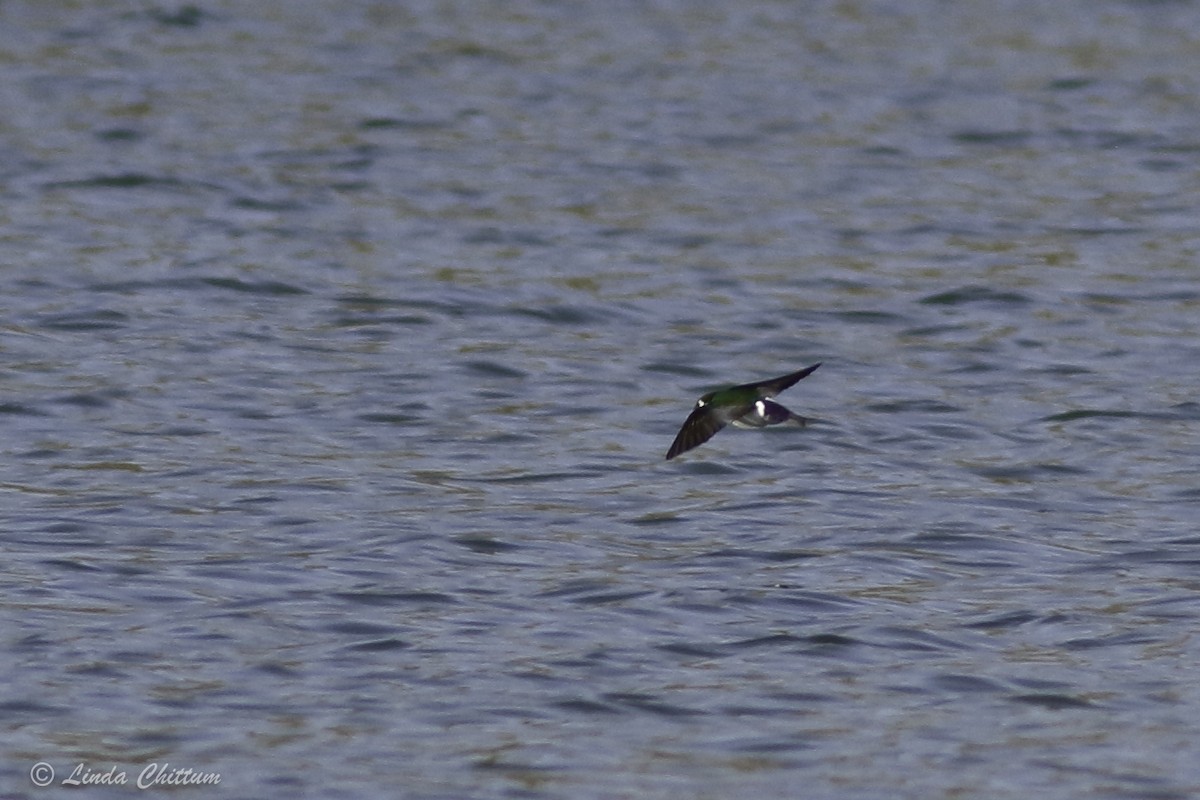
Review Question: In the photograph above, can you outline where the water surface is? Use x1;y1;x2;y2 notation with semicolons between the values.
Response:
2;2;1200;798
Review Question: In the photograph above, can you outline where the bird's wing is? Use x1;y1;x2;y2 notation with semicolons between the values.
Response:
665;404;749;460
740;362;821;398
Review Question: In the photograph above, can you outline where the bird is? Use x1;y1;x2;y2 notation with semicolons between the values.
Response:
665;363;821;460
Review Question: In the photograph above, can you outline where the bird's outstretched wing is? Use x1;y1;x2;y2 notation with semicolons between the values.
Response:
734;362;821;398
665;403;750;460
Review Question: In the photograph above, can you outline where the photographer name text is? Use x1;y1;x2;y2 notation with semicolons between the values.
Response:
31;761;220;789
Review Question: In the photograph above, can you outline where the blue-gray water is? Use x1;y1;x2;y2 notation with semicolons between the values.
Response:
3;2;1200;798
